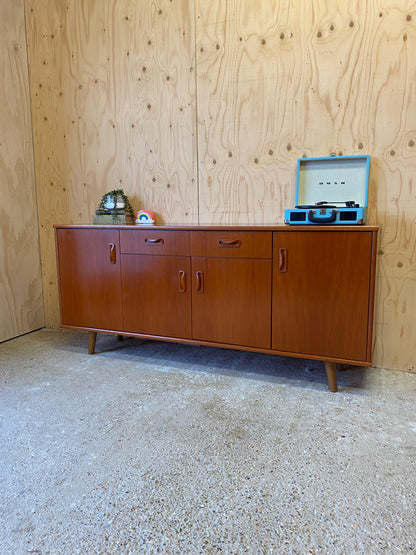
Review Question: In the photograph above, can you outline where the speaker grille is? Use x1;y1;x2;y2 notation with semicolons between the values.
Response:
339;211;357;221
290;212;306;222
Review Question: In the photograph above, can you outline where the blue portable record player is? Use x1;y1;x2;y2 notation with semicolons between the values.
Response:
284;155;370;225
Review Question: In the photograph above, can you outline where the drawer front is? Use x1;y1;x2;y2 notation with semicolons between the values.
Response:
191;231;272;258
120;229;190;256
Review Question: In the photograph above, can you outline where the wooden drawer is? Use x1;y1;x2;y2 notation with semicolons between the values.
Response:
120;229;190;256
191;231;272;258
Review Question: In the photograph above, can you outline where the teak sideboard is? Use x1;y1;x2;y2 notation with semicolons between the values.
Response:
54;225;378;392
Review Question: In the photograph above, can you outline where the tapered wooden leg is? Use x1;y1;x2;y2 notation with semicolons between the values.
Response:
88;331;97;354
324;361;338;392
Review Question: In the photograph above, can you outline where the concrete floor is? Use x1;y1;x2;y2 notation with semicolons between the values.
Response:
1;329;415;554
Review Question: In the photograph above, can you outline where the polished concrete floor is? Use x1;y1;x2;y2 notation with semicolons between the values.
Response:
1;329;415;554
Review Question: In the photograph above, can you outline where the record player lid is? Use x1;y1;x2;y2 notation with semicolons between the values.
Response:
295;155;369;209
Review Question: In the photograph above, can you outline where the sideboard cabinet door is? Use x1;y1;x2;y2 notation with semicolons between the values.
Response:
272;230;375;362
120;229;191;339
121;254;191;339
191;231;272;349
55;228;122;330
191;257;272;349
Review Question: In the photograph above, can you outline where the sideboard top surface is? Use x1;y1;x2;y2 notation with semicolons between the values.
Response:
54;224;379;232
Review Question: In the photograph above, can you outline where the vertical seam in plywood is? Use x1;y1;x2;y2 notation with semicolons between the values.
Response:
193;0;200;225
23;0;46;326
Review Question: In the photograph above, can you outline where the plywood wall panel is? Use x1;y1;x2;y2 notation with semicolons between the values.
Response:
196;0;302;224
0;0;44;342
25;0;197;328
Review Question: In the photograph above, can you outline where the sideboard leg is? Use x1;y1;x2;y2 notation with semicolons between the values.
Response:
324;362;338;392
117;335;123;342
88;331;97;354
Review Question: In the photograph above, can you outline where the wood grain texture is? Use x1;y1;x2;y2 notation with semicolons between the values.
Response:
196;0;416;371
56;228;123;330
272;230;374;362
25;0;197;328
0;0;44;342
23;0;416;371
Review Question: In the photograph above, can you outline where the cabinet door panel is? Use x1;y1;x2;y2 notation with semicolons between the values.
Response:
272;231;373;361
192;257;271;349
121;255;191;338
56;229;122;330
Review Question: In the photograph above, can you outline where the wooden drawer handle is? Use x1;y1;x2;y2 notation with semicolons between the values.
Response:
145;237;164;245
218;239;241;248
109;242;117;264
279;248;287;272
179;271;186;293
196;271;204;293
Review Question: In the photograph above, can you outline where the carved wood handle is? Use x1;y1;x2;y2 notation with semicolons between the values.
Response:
279;249;287;274
145;237;164;245
218;239;241;248
279;248;287;272
179;271;186;293
196;271;204;293
109;242;116;264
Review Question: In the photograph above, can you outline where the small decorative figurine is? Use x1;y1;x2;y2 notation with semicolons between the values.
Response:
136;210;155;225
93;189;135;224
